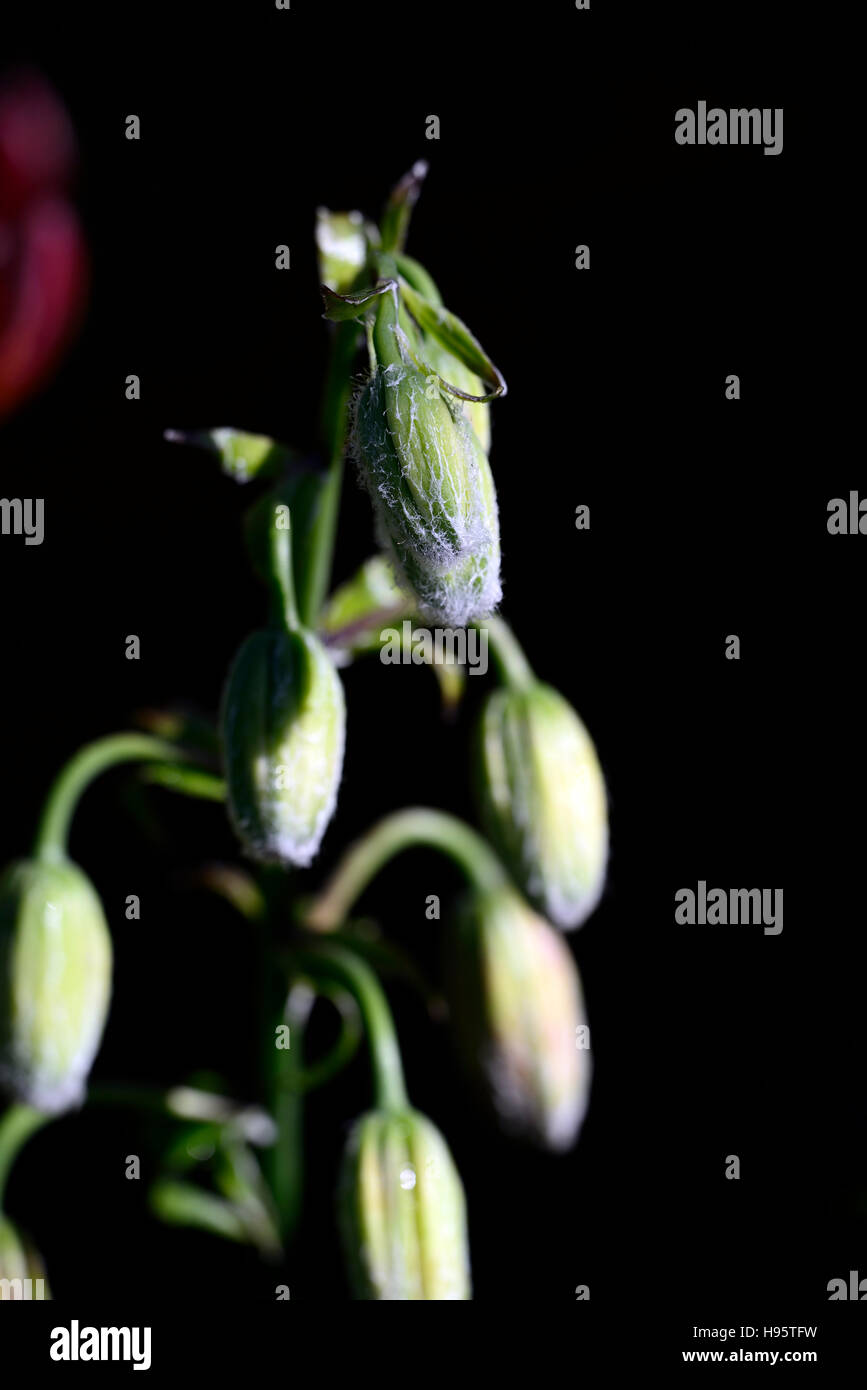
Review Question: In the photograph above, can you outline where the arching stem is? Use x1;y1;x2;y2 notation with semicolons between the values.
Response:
477;615;535;692
33;733;187;863
290;946;408;1113
0;1104;50;1210
305;807;508;932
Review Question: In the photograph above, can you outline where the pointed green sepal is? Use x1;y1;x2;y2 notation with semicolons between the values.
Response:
379;160;429;255
400;282;507;403
164;428;296;484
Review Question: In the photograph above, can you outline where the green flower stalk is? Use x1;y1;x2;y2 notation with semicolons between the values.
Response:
0;734;183;1115
476;618;609;930
221;504;345;867
450;884;591;1150
305;808;591;1151
294;945;471;1300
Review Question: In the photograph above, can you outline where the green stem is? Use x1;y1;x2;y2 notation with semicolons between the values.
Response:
33;733;186;863
290;946;408;1113
305;808;507;932
267;503;300;632
267;981;309;1239
297;316;361;629
0;1104;50;1210
478;615;535;692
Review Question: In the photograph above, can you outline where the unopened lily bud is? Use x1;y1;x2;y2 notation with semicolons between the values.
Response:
338;1106;471;1300
221;627;345;867
450;884;591;1150
0;1215;50;1298
354;288;501;626
477;680;608;929
0;857;112;1114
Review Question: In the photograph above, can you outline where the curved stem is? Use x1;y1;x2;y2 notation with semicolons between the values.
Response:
290;946;407;1113
477;615;535;692
290;984;362;1094
305;807;507;932
33;733;186;863
0;1104;50;1210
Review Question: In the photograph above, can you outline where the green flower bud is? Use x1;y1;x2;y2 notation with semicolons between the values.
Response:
315;208;369;294
477;680;608;929
354;289;501;627
0;1215;50;1299
221;627;345;867
450;885;591;1150
337;1106;471;1300
318;554;411;662
418;335;491;453
0;858;112;1114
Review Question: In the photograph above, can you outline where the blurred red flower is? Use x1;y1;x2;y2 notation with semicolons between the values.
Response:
0;71;88;421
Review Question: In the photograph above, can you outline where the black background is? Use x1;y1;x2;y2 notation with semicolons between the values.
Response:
1;0;863;1361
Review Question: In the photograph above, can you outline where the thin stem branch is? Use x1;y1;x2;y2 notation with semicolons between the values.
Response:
477;615;535;692
305;807;507;932
297;317;361;628
290;946;408;1113
33;733;185;862
267;503;300;633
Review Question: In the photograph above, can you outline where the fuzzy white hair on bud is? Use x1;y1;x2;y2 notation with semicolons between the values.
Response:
352;365;501;627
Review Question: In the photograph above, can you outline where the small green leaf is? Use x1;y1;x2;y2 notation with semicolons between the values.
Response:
141;764;226;802
164;428;296;484
321;279;397;324
149;1180;250;1244
393;252;442;306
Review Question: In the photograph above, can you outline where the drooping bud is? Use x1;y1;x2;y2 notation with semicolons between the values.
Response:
0;857;112;1114
337;1106;471;1299
221;626;345;868
0;1215;50;1298
353;285;501;626
449;884;591;1150
476;677;608;930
